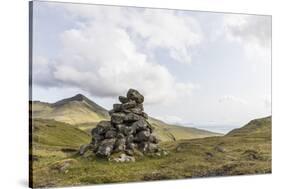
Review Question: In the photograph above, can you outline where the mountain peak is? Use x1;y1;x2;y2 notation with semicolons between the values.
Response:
51;94;110;119
52;94;88;106
71;93;87;101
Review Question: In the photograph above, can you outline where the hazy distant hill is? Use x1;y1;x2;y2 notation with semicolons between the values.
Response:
31;94;222;142
148;117;221;141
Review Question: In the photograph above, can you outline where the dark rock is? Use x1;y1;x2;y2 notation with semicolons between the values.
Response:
125;126;137;136
132;118;149;131
91;133;104;143
108;109;114;116
129;107;143;115
115;124;126;133
91;121;111;135
96;138;116;157
113;104;123;112
117;132;125;139
114;138;126;152
138;142;149;153
127;89;144;103
148;135;158;143
142;112;148;119
119;96;129;103
126;135;135;144
111;112;126;124
105;130;117;139
124;113;141;122
126;142;137;150
135;130;151;142
122;100;137;109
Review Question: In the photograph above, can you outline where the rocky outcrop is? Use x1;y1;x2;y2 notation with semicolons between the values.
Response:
80;89;164;162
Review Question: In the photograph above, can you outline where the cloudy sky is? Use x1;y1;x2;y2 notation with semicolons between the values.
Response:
31;1;271;133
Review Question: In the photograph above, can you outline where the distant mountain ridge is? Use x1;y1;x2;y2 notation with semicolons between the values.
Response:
31;94;222;142
52;94;109;118
31;94;109;125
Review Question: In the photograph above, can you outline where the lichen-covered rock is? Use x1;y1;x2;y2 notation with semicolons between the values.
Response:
96;138;116;157
110;153;135;163
114;138;126;152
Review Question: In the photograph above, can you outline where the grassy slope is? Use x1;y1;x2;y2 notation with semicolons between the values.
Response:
149;117;222;141
32;96;221;142
32;118;91;147
30;117;271;188
32;100;108;125
227;116;271;137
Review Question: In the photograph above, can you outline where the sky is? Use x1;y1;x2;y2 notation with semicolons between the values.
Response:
31;1;271;133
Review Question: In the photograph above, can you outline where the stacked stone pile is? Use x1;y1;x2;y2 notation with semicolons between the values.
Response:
80;89;162;162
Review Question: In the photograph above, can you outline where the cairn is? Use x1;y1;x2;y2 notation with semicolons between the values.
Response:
80;89;162;162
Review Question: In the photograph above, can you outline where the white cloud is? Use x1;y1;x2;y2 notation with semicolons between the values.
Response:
63;5;203;64
224;15;271;47
35;4;201;104
219;95;248;105
223;14;271;64
32;56;56;87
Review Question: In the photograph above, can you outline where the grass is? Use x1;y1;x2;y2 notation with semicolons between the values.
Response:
30;117;271;188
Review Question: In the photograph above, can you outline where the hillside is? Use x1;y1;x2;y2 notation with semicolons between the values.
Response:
31;94;109;125
31;94;221;142
148;117;221;141
32;118;91;147
227;116;271;138
30;116;271;187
